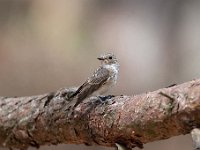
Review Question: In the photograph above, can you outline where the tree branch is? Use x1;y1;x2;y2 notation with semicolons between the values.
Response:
1;79;200;149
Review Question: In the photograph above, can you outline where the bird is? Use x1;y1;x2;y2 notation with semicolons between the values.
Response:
191;128;200;149
67;53;119;110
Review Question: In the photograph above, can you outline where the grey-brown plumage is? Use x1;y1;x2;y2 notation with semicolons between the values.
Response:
68;53;119;109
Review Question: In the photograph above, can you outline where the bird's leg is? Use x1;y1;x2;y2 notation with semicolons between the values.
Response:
98;95;107;102
98;95;115;102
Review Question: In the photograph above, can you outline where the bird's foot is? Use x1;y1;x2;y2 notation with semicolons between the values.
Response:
98;95;115;103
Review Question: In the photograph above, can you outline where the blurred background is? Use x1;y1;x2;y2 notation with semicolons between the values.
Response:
0;0;200;150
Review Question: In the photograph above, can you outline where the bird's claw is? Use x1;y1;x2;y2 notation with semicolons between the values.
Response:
98;95;115;103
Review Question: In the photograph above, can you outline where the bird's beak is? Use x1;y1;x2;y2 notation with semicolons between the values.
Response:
97;57;104;60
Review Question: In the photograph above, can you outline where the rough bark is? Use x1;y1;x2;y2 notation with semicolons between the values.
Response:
1;79;200;150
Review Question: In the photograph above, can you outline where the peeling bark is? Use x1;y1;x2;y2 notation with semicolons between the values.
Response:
1;79;200;149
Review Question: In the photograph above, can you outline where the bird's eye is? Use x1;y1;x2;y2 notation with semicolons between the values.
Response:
109;56;112;59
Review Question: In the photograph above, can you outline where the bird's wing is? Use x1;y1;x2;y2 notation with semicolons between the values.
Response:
67;67;110;109
89;66;110;84
71;66;110;99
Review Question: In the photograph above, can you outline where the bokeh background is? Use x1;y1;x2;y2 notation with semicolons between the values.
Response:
0;0;200;150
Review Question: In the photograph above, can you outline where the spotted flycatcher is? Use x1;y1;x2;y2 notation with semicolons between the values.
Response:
68;53;119;109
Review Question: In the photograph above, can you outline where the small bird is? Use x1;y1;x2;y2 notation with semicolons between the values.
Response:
191;128;200;149
68;53;119;110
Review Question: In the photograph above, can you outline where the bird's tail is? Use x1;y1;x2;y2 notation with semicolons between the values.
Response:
67;96;82;116
67;98;77;109
67;100;76;117
67;95;86;117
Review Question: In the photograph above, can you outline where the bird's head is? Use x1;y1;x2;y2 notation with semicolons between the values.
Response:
97;53;118;65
